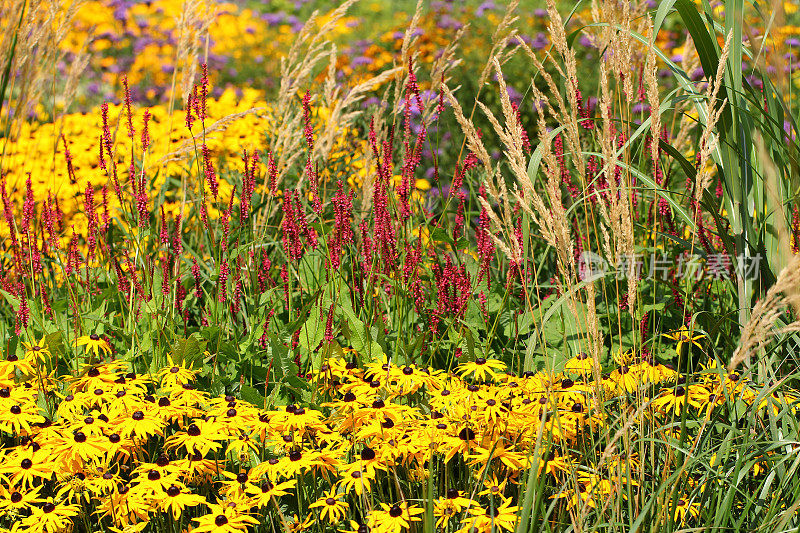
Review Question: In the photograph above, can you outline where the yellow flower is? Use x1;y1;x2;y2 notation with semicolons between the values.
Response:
159;483;206;520
662;326;705;355
308;489;348;523
191;502;260;533
369;502;424;533
16;498;81;533
457;357;506;382
460;498;519;532
673;497;700;523
21;338;51;362
74;333;111;359
564;352;594;374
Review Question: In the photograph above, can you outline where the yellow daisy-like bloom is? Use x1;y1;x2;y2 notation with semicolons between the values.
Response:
460;498;519;532
16;498;81;533
74;333;111;359
21;338;51;363
191;502;260;533
608;365;642;394
652;383;703;416
457;357;506;382
564;352;594;374
673;497;700;523
369;502;424;533
157;356;199;389
308;489;349;523
159;483;206;520
245;478;297;508
662;326;705;355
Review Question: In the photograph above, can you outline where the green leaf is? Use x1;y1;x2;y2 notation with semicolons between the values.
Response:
240;384;266;408
170;336;207;369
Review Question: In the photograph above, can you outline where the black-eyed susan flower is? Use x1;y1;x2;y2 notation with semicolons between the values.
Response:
457;357;506;382
74;333;111;359
159;482;205;520
245;478;297;508
157;357;198;389
338;463;377;496
673;497;700;523
652;384;703;416
21;338;51;363
191;502;260;533
369;502;424;533
461;498;519;532
309;489;349;523
662;326;705;355
17;498;81;533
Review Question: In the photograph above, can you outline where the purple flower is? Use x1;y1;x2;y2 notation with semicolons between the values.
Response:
532;32;548;50
351;56;372;66
476;1;496;16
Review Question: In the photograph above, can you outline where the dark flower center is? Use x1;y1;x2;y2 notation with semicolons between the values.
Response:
326;497;336;506
148;470;161;481
236;472;248;483
10;492;22;503
446;488;459;499
90;334;100;341
360;447;376;461
42;502;55;513
158;397;171;407
10;405;21;415
187;424;201;436
458;428;476;441
215;515;229;526
108;434;121;443
475;358;487;365
486;399;496;406
170;366;180;374
261;481;274;492
21;459;32;469
167;485;180;497
343;392;356;402
389;504;402;517
289;450;302;462
132;411;144;420
74;432;87;443
156;454;170;467
88;368;100;377
402;366;413;375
